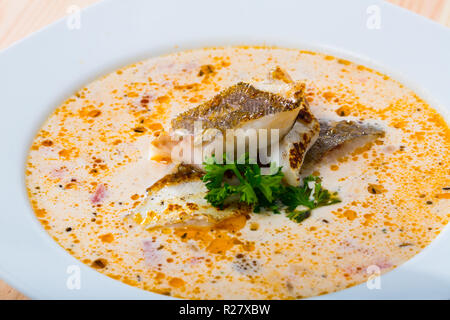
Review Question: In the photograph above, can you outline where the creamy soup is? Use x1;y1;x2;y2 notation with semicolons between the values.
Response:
26;47;450;299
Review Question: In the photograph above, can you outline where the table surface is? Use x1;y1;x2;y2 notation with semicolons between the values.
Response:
0;0;449;300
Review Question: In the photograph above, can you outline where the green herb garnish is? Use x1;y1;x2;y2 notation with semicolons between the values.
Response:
202;153;341;223
203;153;283;209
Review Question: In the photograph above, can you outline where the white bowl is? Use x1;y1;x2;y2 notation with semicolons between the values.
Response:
0;0;449;299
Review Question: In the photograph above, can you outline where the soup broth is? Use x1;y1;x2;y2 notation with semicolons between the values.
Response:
26;47;450;299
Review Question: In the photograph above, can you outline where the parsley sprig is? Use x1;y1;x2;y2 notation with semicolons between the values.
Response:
202;153;341;223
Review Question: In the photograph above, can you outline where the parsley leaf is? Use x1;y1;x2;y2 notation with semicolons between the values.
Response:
202;155;234;190
204;183;235;207
202;153;341;223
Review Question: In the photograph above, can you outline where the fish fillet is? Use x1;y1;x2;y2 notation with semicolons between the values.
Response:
276;105;320;186
152;82;306;168
303;120;385;167
133;166;251;229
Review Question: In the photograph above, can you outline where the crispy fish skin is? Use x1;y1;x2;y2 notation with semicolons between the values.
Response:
171;82;304;134
277;99;320;186
303;120;385;166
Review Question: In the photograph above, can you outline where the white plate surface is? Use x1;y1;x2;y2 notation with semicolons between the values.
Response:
0;0;449;299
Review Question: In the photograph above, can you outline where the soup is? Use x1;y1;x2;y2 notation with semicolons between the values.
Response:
26;46;450;299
